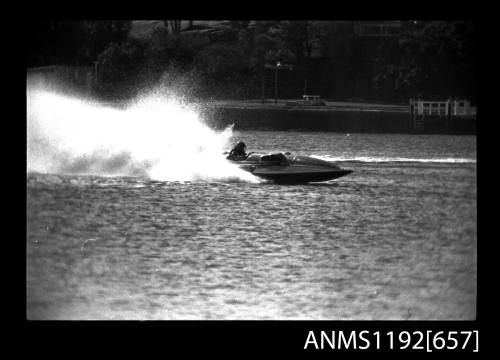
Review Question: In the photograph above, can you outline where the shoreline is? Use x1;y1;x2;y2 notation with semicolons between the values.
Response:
203;99;409;113
59;95;476;135
200;100;475;135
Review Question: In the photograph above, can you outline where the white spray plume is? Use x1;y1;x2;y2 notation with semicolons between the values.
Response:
27;86;259;183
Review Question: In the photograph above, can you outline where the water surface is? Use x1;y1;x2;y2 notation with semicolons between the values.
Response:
27;132;476;320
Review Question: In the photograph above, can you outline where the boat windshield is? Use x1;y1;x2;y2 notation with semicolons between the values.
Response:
261;153;288;163
293;155;340;169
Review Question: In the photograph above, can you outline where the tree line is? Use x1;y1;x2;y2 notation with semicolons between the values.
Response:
27;20;476;103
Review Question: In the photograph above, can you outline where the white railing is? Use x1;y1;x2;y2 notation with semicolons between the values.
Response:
410;99;475;117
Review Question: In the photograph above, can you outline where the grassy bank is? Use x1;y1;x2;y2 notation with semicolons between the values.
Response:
203;99;409;113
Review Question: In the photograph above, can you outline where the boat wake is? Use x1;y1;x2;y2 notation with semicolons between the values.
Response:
27;86;260;183
311;155;476;165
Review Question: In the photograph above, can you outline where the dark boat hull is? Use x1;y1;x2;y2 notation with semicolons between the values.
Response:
251;168;353;183
229;152;353;183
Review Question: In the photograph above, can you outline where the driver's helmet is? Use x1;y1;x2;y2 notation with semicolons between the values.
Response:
235;141;246;150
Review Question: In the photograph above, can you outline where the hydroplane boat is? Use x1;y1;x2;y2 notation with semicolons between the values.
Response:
226;152;353;183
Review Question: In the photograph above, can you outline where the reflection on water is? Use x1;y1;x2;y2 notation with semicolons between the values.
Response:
27;132;476;320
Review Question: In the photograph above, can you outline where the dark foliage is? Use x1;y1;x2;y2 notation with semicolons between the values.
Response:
27;20;476;103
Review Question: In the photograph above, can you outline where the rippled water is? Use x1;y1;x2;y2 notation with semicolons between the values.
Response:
26;132;476;320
